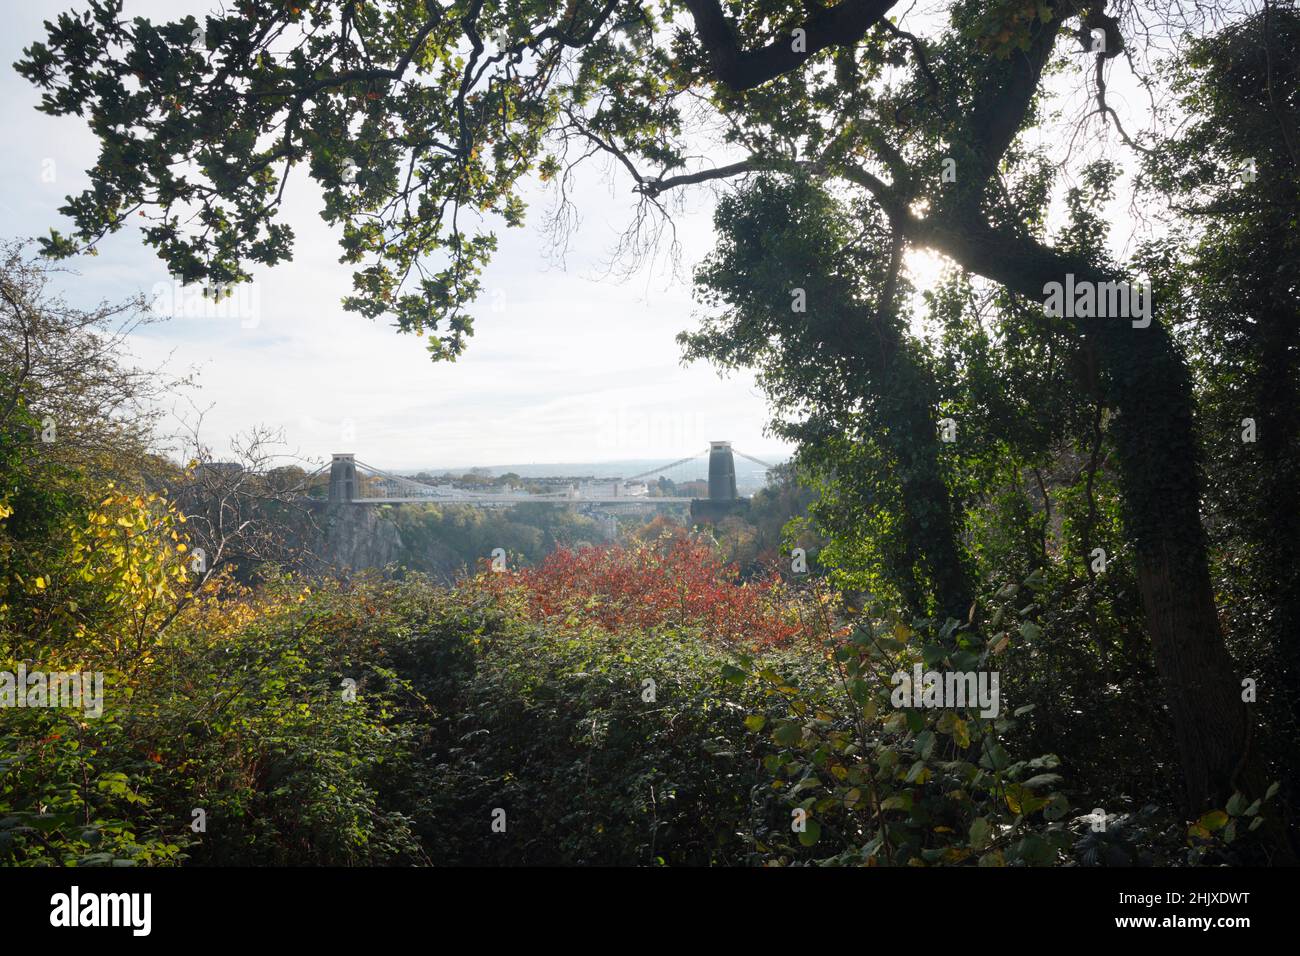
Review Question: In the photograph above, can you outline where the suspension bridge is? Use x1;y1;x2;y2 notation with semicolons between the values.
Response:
309;442;774;518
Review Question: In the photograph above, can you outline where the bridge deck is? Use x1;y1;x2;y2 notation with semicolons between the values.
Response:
322;447;770;507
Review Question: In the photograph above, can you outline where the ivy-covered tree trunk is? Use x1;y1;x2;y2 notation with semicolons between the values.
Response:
1251;296;1300;801
686;175;973;622
1095;317;1256;815
878;349;973;622
923;220;1267;820
833;306;973;621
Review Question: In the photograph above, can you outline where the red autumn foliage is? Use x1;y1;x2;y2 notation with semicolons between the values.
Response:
477;535;808;646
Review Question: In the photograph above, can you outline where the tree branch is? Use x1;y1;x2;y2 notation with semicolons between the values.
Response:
682;0;900;91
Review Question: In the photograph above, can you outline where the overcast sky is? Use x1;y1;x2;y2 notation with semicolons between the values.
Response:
1;1;804;471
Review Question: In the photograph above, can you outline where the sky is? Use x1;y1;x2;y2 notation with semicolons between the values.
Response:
1;1;1165;473
0;1;801;472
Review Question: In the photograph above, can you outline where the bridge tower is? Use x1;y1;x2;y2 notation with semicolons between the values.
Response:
707;441;738;501
691;441;749;524
328;453;360;502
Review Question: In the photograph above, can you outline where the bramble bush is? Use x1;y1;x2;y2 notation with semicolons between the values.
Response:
407;604;822;865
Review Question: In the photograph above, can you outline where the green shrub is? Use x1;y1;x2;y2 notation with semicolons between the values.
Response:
729;603;1076;866
408;595;826;865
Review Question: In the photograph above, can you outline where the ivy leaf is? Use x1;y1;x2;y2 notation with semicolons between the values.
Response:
798;819;821;846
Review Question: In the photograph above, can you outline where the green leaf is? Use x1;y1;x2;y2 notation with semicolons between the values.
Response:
721;663;747;684
798;819;821;846
1005;783;1049;816
1197;810;1229;832
915;729;936;758
881;792;913;812
1023;773;1062;788
1014;833;1053;865
772;721;802;747
952;717;970;749
847;677;870;705
1043;793;1070;821
981;739;1011;771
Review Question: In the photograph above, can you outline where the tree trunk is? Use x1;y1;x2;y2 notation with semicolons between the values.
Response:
886;358;973;621
1098;316;1255;814
831;306;973;620
920;218;1271;819
1250;295;1300;811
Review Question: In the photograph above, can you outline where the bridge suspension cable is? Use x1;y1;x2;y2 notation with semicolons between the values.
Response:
352;459;469;499
733;450;776;470
353;458;438;490
623;449;711;483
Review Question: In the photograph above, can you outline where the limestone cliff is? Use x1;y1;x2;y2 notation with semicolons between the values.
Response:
315;503;405;572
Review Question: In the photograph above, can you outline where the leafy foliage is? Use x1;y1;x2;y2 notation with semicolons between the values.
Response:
478;534;808;646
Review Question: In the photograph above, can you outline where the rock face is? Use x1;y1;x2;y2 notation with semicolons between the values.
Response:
316;503;405;571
